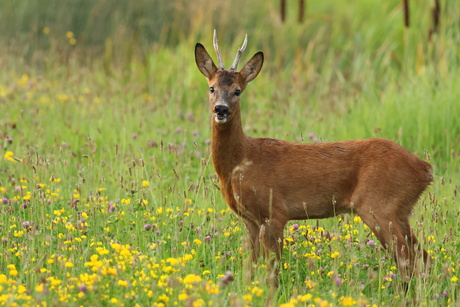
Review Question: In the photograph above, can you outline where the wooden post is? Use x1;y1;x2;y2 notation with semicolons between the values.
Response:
403;0;410;27
428;0;440;40
280;0;286;23
298;0;305;23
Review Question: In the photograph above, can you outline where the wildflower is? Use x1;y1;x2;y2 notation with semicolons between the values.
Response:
330;251;340;259
35;283;45;292
79;284;88;293
305;279;316;289
335;276;343;286
451;276;458;282
3;151;15;162
341;296;356;306
2;198;8;205
144;224;152;231
220;271;234;287
43;27;50;34
142;180;149;187
193;239;202;246
17;285;27;294
183;274;202;284
367;240;375;247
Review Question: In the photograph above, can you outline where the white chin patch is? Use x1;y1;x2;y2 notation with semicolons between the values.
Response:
214;115;227;123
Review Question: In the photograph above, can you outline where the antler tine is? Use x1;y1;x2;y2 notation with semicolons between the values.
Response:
230;34;248;71
213;29;225;70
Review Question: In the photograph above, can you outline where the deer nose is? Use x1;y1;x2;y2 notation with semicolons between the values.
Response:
214;105;229;116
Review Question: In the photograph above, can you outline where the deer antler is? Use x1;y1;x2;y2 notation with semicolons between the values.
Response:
230;34;248;71
213;29;225;70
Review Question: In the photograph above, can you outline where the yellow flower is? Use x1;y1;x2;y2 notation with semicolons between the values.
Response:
35;283;45;292
17;285;27;294
452;276;458;282
117;280;128;287
183;274;202;284
9;269;18;276
243;294;252;302
341;296;356;306
43;27;50;34
142;180;149;187
66;31;74;38
251;286;263;297
178;293;188;301
4;151;15;162
193;239;202;246
331;251;340;259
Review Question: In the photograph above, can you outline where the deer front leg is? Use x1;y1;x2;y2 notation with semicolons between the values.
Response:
244;220;261;262
259;219;286;288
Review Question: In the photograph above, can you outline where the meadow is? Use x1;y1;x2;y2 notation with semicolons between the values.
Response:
0;0;459;306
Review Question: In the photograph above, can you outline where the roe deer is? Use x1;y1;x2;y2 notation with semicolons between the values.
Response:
195;30;433;286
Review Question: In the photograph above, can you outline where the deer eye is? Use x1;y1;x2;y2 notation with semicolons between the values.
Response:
209;87;215;94
234;89;241;97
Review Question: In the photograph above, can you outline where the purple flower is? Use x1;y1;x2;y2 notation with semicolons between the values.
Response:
2;198;8;205
308;133;315;140
334;276;343;286
144;224;152;231
442;291;448;297
79;284;87;293
367;240;375;247
292;224;299;231
220;271;234;287
131;133;138;139
22;221;31;229
187;112;195;122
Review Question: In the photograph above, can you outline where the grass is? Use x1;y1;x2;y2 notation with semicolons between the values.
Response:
0;0;459;306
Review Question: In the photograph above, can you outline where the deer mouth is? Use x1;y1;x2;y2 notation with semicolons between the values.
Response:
214;105;230;123
214;113;228;123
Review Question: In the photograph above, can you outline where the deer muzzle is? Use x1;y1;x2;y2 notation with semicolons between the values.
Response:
214;105;230;123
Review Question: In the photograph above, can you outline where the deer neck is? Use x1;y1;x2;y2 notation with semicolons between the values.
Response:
211;111;248;182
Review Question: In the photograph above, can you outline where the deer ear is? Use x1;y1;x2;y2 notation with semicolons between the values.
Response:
239;52;263;83
195;43;218;79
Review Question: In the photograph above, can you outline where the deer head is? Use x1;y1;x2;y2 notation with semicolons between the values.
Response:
195;30;264;124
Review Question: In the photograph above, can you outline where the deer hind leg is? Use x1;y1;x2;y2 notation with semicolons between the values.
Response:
355;204;426;279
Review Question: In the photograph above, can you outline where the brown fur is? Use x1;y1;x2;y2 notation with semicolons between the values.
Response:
195;42;432;287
